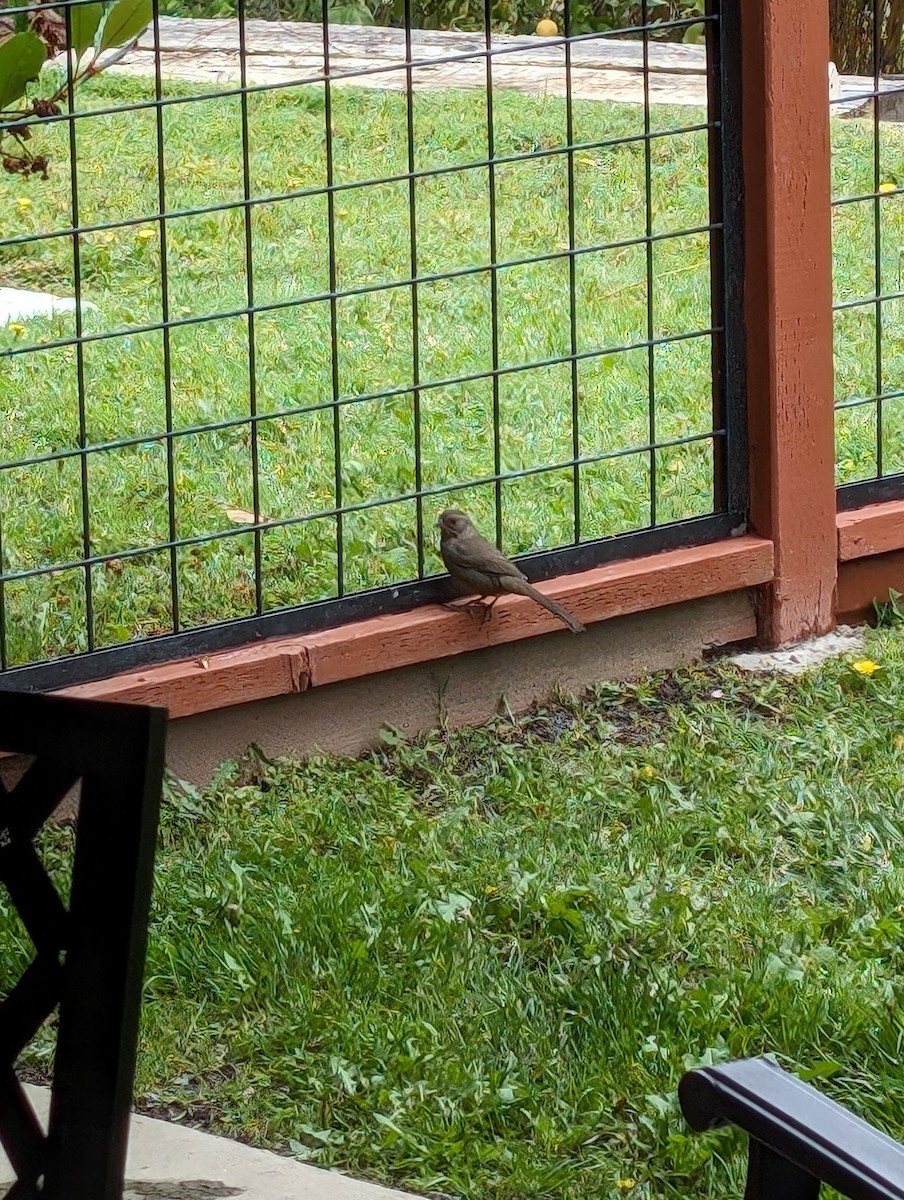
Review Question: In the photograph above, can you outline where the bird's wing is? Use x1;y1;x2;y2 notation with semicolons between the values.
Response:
444;531;526;581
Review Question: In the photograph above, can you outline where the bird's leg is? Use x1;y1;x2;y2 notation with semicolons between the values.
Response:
443;597;492;624
459;597;496;624
473;597;497;625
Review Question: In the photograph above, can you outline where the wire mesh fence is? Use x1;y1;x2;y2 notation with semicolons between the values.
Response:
833;0;904;506
0;0;739;686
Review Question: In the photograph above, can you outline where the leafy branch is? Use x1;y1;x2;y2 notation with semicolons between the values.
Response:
0;0;152;177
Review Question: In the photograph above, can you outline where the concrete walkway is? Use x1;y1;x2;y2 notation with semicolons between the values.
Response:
101;16;896;114
107;16;710;105
3;1086;420;1200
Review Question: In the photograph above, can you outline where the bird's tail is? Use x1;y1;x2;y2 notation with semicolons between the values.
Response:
523;583;585;634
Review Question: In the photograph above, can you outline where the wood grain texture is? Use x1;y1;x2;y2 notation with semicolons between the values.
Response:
58;645;309;719
837;500;904;561
741;0;837;645
57;536;773;718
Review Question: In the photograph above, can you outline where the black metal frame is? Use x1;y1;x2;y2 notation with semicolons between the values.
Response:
0;691;166;1200
708;0;747;525
680;1056;904;1200
833;0;904;509
0;0;747;689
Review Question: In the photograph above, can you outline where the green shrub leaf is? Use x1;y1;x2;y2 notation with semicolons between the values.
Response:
0;31;48;112
99;0;153;50
71;3;106;56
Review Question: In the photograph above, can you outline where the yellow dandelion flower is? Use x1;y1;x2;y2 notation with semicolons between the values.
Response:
15;196;31;210
639;764;655;779
484;885;498;895
852;659;881;676
7;323;25;335
135;227;156;241
879;181;898;193
616;1181;637;1193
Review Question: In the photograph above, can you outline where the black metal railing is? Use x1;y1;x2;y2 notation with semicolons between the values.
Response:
0;691;166;1199
0;0;743;688
681;1056;904;1200
833;0;904;509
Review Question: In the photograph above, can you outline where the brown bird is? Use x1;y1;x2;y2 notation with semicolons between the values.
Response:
437;509;585;634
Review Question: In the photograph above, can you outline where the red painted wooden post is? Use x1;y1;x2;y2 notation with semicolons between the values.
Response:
740;0;837;644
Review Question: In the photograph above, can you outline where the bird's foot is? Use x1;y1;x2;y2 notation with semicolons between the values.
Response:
467;598;494;625
442;598;493;625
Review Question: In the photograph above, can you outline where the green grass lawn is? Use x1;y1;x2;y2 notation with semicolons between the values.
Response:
833;116;904;484
1;72;904;666
10;629;904;1199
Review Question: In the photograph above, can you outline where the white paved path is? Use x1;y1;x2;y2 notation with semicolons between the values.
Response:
100;17;892;113
1;1085;420;1200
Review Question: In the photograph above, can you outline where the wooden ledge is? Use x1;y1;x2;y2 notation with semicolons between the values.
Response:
57;535;774;719
837;500;904;561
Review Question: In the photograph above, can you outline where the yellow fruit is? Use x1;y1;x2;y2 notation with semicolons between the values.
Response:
536;17;558;34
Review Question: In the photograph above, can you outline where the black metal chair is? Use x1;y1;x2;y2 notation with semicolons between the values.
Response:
0;691;167;1200
680;1056;904;1200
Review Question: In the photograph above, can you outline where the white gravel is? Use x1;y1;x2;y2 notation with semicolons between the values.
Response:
728;626;867;675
